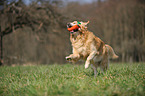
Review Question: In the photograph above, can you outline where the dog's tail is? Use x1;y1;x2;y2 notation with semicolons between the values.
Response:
105;44;119;59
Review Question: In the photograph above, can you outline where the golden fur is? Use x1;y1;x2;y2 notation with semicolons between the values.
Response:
66;21;118;76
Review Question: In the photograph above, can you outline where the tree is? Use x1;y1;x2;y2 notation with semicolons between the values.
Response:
0;0;60;65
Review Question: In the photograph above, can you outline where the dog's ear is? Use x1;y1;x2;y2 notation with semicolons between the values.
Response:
85;21;89;25
81;21;89;29
84;21;89;29
83;21;89;26
78;21;90;32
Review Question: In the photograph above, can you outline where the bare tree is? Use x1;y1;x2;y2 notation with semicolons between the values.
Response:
0;0;61;65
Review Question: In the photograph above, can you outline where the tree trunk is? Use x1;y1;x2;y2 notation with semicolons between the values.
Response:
0;27;3;66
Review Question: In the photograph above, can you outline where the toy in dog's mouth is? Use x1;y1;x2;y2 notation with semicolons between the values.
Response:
67;23;80;33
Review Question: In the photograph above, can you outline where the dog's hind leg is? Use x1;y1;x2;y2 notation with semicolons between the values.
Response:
91;62;98;77
100;57;109;74
85;51;98;69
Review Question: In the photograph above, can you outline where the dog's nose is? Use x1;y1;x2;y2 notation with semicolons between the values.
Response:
67;23;70;26
67;23;71;28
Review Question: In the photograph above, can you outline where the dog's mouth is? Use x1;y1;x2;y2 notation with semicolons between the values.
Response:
67;23;79;34
70;29;79;34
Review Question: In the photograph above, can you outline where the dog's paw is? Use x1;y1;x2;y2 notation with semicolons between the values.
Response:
85;64;89;69
65;56;72;61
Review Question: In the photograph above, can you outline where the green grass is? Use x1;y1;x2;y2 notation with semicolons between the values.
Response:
0;63;144;96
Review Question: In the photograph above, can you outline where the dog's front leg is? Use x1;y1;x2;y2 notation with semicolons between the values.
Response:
85;51;98;69
66;54;80;63
66;47;80;63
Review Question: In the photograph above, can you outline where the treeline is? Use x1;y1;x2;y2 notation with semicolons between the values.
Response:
0;0;144;65
63;0;145;62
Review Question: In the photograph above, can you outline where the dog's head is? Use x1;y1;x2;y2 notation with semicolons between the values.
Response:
67;21;89;34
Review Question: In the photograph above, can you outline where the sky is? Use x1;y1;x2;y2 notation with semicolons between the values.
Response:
24;0;98;5
0;0;102;7
0;0;97;10
65;0;96;3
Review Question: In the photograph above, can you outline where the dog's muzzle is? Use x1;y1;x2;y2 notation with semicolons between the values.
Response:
67;23;72;28
67;23;79;33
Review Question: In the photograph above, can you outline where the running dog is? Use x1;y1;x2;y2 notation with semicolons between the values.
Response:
66;21;118;76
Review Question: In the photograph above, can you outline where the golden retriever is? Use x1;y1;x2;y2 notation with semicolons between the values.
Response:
66;21;118;76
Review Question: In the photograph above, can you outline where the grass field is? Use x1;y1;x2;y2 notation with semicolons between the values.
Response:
0;63;144;96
